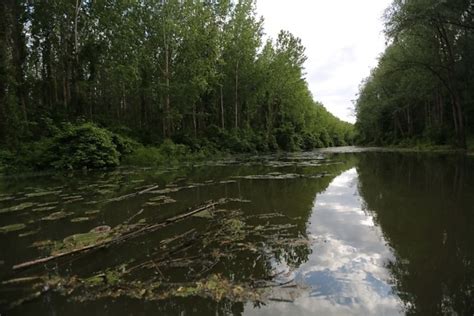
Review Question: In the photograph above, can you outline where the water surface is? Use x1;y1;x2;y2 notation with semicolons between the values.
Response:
1;148;473;315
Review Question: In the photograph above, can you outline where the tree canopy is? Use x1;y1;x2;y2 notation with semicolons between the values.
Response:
0;0;353;159
355;0;474;148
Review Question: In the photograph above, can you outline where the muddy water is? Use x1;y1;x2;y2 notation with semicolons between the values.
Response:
1;148;473;315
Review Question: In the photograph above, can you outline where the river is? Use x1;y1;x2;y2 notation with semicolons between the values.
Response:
1;147;473;315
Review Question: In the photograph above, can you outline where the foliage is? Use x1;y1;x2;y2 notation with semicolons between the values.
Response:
123;139;221;167
6;123;141;171
355;0;474;148
44;123;121;170
0;0;353;163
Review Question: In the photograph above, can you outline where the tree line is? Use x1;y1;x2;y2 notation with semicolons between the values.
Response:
0;0;353;155
355;0;474;148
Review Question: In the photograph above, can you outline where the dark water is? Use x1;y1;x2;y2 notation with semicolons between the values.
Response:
1;148;473;315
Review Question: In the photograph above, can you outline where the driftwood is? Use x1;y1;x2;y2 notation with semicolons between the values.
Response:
107;185;160;202
13;199;225;271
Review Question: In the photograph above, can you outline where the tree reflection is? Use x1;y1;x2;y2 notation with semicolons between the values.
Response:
357;152;474;315
3;154;358;315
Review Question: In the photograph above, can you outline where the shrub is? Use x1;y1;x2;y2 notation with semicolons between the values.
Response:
0;149;14;172
275;123;300;151
45;123;121;170
111;133;139;157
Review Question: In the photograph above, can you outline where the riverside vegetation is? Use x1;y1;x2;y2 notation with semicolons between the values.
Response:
2;1;474;315
0;0;353;172
354;0;474;149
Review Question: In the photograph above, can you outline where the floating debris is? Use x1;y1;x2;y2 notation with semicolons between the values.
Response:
0;223;26;234
5;194;311;311
144;196;176;207
32;206;57;212
61;195;82;200
31;240;53;250
63;197;84;204
36;202;59;207
41;211;74;221
90;225;111;233
148;188;181;195
0;195;16;202
1;276;43;285
19;229;40;238
218;180;238;184
58;230;112;254
192;209;213;219
85;210;101;215
25;190;61;198
149;195;173;202
233;173;326;180
96;189;114;195
0;202;36;214
234;173;301;180
70;217;90;223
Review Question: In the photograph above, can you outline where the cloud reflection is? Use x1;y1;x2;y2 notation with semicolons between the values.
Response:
244;168;403;316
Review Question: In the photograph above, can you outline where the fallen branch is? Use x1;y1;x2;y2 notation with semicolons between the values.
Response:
124;208;144;224
13;199;227;271
107;185;160;202
12;242;109;270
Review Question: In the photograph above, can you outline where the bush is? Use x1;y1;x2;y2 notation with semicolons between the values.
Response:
275;123;300;151
123;139;194;167
111;133;139;157
0;149;14;173
44;123;122;169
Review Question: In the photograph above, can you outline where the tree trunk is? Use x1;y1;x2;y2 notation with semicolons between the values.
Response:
163;31;171;137
437;22;466;148
220;84;225;129
72;0;82;116
234;61;239;129
193;104;197;137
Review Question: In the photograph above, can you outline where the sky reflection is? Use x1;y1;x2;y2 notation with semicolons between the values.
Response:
245;168;403;316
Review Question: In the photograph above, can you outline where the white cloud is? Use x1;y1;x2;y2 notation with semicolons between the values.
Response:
256;0;392;123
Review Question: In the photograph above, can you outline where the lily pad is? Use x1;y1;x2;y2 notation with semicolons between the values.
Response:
85;210;101;215
42;211;73;221
61;195;82;200
148;195;172;202
19;229;40;237
57;229;113;254
192;209;214;219
219;180;237;184
64;197;84;204
144;197;176;207
97;189;114;195
0;223;26;234
36;202;59;207
90;225;111;233
70;217;90;223
0;202;36;214
31;240;53;249
0;196;15;202
32;206;57;212
25;190;61;198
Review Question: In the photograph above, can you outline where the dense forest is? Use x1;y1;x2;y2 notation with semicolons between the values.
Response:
0;0;353;170
355;0;474;148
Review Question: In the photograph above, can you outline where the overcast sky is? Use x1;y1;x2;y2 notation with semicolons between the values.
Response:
256;0;392;123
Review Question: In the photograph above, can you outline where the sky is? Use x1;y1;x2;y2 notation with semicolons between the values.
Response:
256;0;392;123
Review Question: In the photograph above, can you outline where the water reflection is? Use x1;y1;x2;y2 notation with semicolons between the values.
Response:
245;167;403;315
357;153;474;315
2;151;474;315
